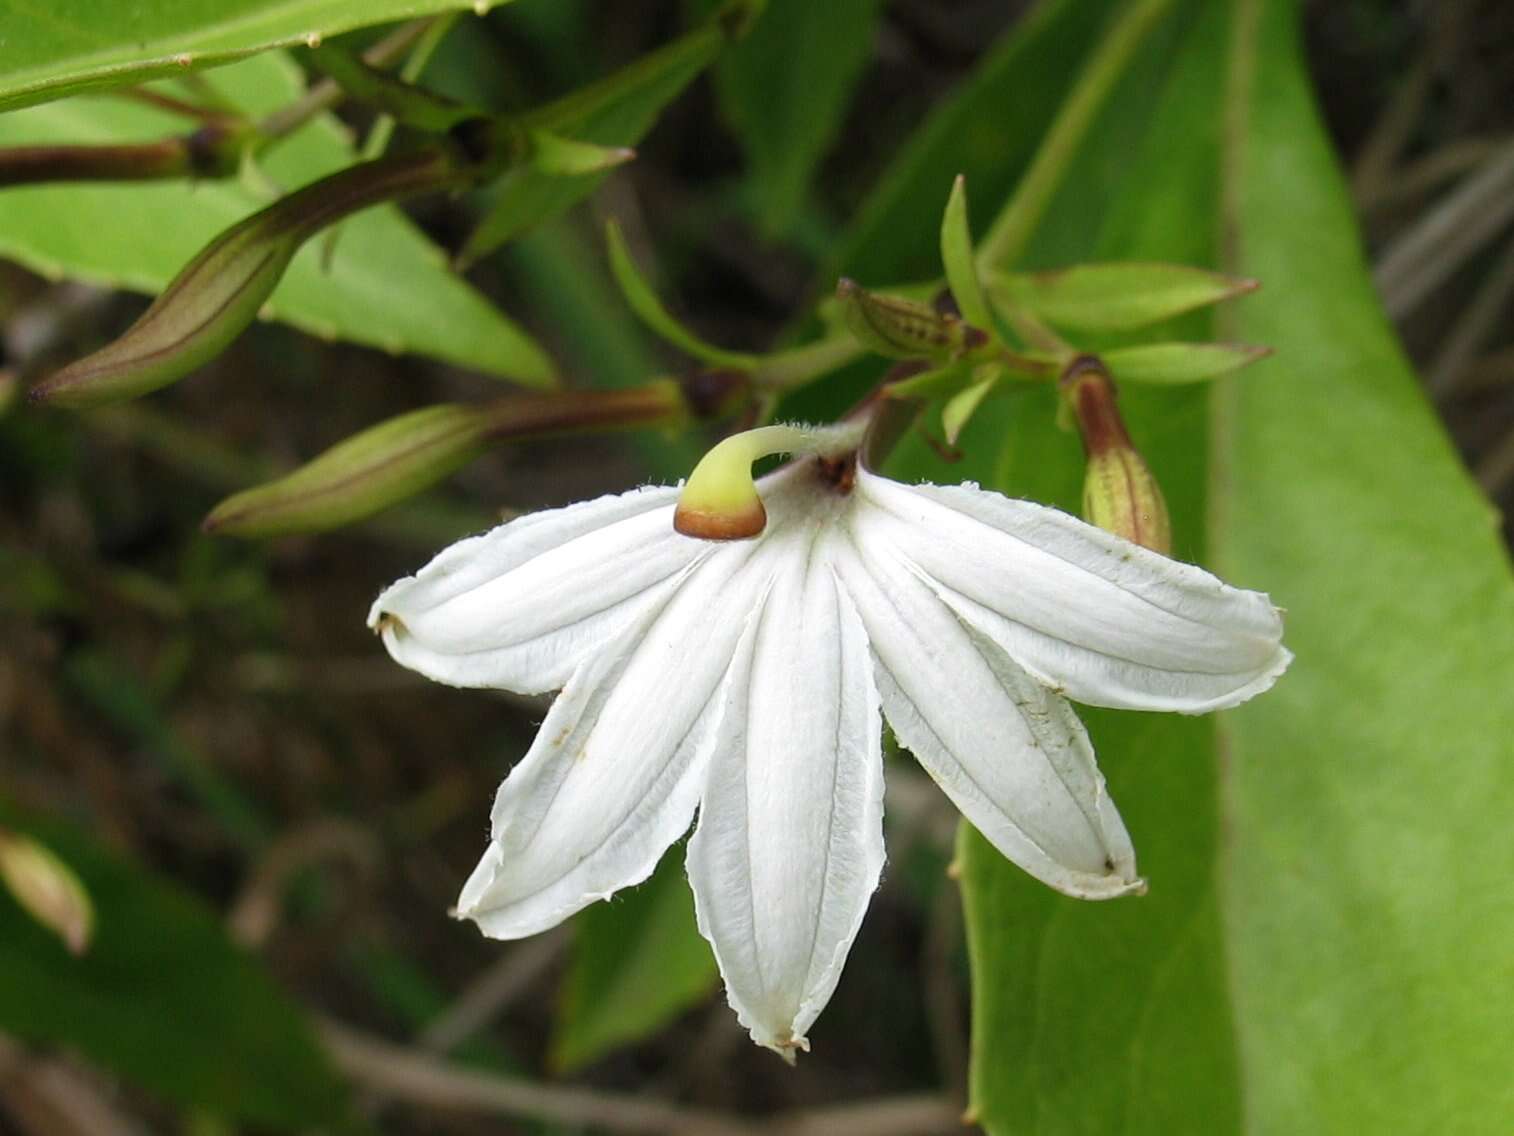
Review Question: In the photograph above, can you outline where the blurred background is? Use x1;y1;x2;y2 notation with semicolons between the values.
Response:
2;0;1512;1131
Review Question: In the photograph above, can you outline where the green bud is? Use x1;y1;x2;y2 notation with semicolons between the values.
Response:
205;383;692;537
990;262;1259;333
203;404;493;538
836;278;989;362
0;828;94;955
31;148;469;409
1102;341;1272;385
1061;356;1171;555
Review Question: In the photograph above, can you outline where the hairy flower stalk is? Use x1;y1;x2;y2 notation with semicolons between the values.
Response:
370;411;1290;1059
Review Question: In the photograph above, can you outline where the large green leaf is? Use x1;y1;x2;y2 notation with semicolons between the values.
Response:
1215;0;1514;1127
552;848;717;1072
0;801;347;1128
705;0;884;238
877;0;1514;1132
0;53;555;385
0;0;490;113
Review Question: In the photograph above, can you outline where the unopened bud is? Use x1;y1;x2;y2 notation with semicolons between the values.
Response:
1061;356;1171;555
675;421;865;540
206;383;690;537
0;828;94;955
836;278;988;362
31;148;467;408
204;404;492;537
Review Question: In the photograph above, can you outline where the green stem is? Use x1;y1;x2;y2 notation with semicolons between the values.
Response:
977;0;1173;269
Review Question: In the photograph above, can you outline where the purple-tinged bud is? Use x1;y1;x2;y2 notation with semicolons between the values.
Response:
1061;356;1171;555
30;147;469;409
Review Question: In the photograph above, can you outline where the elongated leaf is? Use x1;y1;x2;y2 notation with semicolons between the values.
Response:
0;0;491;113
0;53;555;385
705;0;883;237
1104;341;1270;384
0;802;346;1127
992;262;1259;332
1215;0;1514;1128
553;850;717;1071
883;0;1514;1132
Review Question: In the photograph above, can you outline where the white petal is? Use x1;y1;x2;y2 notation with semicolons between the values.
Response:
687;537;885;1058
857;472;1290;713
456;536;775;938
369;485;710;694
833;535;1141;899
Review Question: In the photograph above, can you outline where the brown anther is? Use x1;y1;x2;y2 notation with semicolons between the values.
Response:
673;500;767;540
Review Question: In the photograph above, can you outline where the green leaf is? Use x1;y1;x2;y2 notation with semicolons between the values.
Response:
0;801;347;1128
0;53;555;385
886;1;1514;1132
940;175;995;333
991;262;1259;332
1215;0;1514;1128
705;0;884;237
1103;341;1271;384
605;219;758;368
0;0;490;113
552;849;717;1072
457;11;731;266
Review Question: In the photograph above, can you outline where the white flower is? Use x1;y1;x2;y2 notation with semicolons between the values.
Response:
369;453;1289;1059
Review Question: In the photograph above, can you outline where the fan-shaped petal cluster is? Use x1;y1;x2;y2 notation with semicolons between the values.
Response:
370;460;1289;1056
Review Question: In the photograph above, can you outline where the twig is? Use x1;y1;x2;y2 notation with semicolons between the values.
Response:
227;820;380;948
418;927;570;1053
1357;135;1514;215
1373;143;1514;318
0;1033;151;1136
322;1019;965;1135
1349;56;1434;206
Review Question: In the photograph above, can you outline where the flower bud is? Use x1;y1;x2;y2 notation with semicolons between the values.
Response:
203;404;493;538
30;148;467;408
206;383;691;537
1061;356;1171;555
836;278;989;362
0;828;94;955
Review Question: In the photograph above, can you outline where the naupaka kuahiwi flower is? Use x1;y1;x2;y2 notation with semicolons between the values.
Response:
369;420;1290;1059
